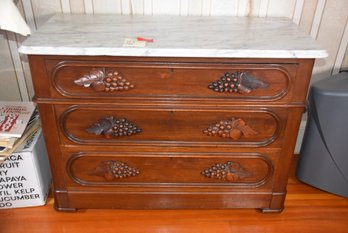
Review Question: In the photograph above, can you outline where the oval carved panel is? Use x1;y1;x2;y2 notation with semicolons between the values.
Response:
58;105;284;147
66;152;273;187
51;60;293;102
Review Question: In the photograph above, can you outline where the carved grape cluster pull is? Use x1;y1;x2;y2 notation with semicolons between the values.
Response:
202;161;250;182
208;72;268;94
92;160;140;181
74;68;135;92
203;118;257;140
86;116;141;138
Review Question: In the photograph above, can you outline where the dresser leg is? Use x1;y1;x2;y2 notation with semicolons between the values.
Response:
53;189;77;212
260;192;286;213
54;205;78;212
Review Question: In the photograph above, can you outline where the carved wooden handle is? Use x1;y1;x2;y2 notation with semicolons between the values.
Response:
92;160;140;181
201;161;250;181
208;72;269;94
74;68;135;92
86;116;141;138
203;117;257;140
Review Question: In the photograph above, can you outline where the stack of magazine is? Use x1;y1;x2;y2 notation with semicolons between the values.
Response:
0;101;40;162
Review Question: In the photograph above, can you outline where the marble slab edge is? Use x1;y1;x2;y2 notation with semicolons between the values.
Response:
18;46;328;59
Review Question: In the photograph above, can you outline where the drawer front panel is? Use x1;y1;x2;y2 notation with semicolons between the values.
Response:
58;105;285;147
66;152;273;187
50;61;295;101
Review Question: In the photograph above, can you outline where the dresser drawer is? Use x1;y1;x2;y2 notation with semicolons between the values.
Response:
49;60;296;102
57;105;286;147
65;152;274;188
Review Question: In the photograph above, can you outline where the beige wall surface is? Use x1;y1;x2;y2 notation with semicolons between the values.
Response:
0;31;21;101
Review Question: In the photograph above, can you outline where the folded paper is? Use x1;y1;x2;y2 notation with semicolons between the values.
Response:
0;0;31;36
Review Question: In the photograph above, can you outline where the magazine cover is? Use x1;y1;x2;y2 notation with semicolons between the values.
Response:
0;102;36;138
0;119;40;157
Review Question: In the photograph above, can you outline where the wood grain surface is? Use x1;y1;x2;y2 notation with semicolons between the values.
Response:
1;156;347;233
28;55;314;212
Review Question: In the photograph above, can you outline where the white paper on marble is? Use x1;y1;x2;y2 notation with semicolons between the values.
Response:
19;14;327;58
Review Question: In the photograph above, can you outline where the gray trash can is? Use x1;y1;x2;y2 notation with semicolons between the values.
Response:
296;72;348;198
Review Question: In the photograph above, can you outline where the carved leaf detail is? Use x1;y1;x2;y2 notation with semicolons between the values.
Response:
208;72;269;94
74;69;104;87
74;69;135;92
203;118;257;140
86;116;141;138
201;161;251;182
92;160;140;181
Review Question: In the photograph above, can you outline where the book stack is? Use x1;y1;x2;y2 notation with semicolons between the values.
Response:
0;102;39;162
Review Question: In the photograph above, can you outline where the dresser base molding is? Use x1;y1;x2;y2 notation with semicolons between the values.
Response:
55;190;285;211
52;188;286;212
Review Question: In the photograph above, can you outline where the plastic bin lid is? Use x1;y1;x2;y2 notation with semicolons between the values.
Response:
312;72;348;96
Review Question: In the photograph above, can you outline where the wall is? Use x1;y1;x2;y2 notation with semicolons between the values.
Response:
0;0;347;151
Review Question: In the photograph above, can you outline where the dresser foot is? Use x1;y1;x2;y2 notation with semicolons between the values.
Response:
260;207;284;213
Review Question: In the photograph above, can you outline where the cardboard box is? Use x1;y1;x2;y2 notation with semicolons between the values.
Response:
0;129;51;209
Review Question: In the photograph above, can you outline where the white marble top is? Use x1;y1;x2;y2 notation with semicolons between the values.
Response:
19;14;327;58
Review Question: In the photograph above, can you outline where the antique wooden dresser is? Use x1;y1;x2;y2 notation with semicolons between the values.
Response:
19;14;326;212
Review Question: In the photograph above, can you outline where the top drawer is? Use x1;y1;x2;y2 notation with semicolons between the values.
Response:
47;60;297;102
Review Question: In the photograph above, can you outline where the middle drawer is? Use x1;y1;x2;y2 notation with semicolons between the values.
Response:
57;105;286;147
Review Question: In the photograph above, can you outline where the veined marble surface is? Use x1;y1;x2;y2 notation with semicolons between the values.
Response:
19;14;327;58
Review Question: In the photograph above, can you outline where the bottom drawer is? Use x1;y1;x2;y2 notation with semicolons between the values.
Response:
66;152;274;188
